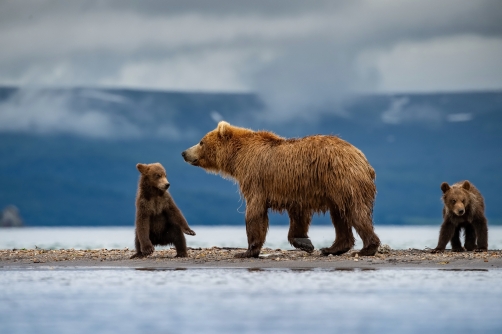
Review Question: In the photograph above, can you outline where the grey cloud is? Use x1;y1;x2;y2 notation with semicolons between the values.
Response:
0;0;501;122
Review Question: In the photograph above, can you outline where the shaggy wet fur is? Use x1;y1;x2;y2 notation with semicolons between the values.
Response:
432;180;488;253
182;121;380;258
131;163;195;259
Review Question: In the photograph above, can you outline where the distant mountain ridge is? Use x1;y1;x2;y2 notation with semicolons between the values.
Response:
0;87;501;226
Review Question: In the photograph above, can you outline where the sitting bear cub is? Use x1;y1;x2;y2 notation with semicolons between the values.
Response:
432;180;488;253
131;163;195;259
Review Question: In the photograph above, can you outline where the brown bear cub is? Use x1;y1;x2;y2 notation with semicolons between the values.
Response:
182;121;380;258
432;180;488;253
131;163;195;259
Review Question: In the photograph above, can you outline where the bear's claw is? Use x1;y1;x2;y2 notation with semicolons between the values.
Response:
184;228;196;236
292;238;315;253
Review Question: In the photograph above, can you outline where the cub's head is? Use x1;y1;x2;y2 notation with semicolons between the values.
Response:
441;181;471;216
137;163;170;191
181;121;251;174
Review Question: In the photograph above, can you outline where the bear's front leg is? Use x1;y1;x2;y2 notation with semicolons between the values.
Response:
451;225;465;252
431;220;456;253
165;196;196;236
463;223;477;251
235;202;268;258
130;234;154;259
131;212;155;258
473;217;488;252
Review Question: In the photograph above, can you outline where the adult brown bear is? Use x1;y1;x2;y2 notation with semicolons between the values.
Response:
182;121;380;258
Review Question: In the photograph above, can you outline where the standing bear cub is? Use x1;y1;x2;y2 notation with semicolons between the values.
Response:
432;180;488;253
182;121;380;258
131;163;195;259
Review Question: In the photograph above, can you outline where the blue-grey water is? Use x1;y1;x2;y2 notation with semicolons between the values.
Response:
1;267;501;334
2;226;502;333
2;226;502;250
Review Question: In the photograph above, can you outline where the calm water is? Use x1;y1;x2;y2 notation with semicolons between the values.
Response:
1;225;502;250
2;226;502;333
0;267;501;334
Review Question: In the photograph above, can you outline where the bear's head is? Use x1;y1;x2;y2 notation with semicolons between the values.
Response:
137;163;170;191
441;181;471;216
181;121;253;175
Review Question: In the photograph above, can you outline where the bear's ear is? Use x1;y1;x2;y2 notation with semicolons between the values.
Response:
462;180;471;191
217;121;232;139
440;182;450;194
136;163;148;174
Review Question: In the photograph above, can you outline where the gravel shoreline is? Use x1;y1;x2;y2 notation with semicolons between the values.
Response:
1;247;502;269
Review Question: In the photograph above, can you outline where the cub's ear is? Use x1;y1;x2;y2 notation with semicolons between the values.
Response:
462;180;471;191
217;121;232;139
136;163;148;174
440;182;450;194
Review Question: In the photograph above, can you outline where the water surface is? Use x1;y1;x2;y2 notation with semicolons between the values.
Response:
1;225;502;250
0;267;501;334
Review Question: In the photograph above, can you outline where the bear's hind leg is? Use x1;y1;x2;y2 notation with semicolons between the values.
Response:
287;206;314;253
352;211;380;256
451;225;465;252
464;223;476;251
321;207;355;256
235;201;268;258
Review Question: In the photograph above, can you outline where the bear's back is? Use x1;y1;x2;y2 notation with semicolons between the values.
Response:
234;133;376;213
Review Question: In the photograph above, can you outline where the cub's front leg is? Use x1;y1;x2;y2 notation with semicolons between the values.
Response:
431;220;456;253
131;210;154;259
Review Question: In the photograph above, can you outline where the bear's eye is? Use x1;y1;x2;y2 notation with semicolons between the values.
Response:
451;199;456;204
156;174;161;178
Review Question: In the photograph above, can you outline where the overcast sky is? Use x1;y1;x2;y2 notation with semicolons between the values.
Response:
1;0;501;115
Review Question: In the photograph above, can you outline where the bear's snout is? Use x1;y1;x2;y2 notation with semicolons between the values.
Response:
181;146;200;165
453;205;466;216
165;183;170;190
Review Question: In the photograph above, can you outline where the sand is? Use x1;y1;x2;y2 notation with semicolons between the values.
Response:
1;247;501;270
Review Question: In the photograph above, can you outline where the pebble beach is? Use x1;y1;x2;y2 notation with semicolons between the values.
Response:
2;246;501;269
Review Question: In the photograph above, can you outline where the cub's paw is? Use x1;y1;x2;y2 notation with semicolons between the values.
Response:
292;238;314;253
430;248;444;254
183;228;196;236
140;244;154;256
175;252;189;258
474;248;488;252
452;247;465;252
